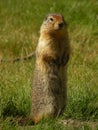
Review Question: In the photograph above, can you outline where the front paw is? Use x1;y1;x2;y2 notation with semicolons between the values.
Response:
43;56;60;67
62;54;69;66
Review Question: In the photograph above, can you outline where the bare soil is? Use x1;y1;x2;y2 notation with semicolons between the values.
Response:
60;119;98;130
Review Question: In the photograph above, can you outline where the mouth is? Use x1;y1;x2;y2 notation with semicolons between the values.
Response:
59;23;64;28
54;23;64;30
54;26;64;31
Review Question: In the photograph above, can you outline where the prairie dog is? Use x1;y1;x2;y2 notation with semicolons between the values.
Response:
30;13;70;124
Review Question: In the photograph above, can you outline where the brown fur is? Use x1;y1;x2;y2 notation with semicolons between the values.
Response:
30;13;70;124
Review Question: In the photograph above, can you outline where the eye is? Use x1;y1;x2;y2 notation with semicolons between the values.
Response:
49;17;54;22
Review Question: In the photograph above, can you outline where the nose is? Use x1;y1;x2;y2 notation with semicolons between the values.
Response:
59;22;64;28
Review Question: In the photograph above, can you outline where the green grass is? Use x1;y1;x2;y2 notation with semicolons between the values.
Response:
0;0;98;129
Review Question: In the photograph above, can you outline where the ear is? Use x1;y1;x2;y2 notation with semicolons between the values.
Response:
44;15;49;21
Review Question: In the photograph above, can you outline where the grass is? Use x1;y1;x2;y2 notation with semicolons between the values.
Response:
1;118;95;130
0;0;98;129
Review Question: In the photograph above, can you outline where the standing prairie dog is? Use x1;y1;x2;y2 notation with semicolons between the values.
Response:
30;13;70;124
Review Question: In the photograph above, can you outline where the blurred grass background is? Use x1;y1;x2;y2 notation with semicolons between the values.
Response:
0;0;98;129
